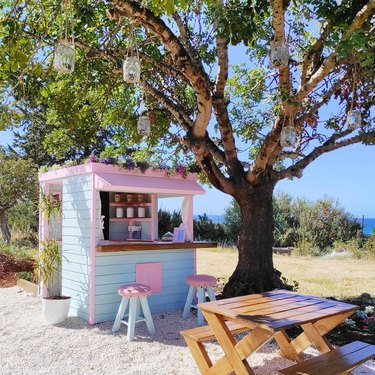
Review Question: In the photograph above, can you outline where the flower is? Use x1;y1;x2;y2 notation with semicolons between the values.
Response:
364;315;375;333
124;158;135;170
89;153;99;163
100;157;115;165
355;310;368;320
343;318;356;328
365;305;375;315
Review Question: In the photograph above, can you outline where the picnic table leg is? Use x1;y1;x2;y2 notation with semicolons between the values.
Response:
275;310;355;360
184;336;213;374
202;311;255;375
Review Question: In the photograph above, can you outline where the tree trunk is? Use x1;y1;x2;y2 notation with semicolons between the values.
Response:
222;180;285;298
0;210;11;244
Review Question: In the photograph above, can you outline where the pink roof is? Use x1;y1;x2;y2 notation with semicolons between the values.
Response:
39;163;205;196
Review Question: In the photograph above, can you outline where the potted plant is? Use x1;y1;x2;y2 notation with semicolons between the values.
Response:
36;190;71;324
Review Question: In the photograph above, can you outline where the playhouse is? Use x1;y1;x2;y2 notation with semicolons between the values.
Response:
38;162;215;324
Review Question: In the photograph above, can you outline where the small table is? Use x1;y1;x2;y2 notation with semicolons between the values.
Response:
197;290;358;375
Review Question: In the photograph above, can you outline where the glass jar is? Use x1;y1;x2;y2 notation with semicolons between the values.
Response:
123;57;141;83
346;110;362;129
137;115;151;136
270;41;289;68
53;41;75;74
280;126;297;148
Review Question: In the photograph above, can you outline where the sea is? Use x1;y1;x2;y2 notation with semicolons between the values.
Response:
195;215;375;236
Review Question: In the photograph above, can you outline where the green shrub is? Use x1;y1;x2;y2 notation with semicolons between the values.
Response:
0;242;36;259
18;271;35;282
295;239;322;257
363;235;375;260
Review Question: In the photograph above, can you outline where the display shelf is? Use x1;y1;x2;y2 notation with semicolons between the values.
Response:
109;217;152;222
110;202;152;207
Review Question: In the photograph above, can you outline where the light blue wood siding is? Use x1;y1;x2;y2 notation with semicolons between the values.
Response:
94;249;194;323
61;174;92;321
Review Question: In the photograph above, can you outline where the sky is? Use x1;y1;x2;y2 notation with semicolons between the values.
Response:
1;128;374;218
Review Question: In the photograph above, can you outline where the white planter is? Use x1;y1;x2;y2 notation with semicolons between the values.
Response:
42;297;71;324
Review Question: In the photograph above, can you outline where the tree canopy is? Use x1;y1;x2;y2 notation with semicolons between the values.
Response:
0;0;374;295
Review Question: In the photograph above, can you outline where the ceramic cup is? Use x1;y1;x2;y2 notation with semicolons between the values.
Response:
116;207;123;218
138;207;146;218
127;207;134;218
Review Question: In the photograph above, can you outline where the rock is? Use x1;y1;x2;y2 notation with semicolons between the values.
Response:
359;292;374;304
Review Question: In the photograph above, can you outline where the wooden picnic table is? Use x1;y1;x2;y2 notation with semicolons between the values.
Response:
197;289;358;375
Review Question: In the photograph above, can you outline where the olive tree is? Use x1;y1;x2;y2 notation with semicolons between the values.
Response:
0;0;374;296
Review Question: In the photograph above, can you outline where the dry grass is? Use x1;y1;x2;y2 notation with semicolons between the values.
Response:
197;247;375;299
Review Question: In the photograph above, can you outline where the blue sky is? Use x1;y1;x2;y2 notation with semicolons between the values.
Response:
1;128;374;218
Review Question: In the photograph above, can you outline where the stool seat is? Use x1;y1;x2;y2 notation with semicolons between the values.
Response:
186;274;216;287
118;283;152;298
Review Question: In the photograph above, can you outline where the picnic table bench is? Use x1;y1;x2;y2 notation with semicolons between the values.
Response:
279;340;375;375
183;290;360;374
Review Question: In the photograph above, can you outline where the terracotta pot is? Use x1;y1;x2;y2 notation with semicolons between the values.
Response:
138;194;144;203
127;194;133;203
114;194;121;203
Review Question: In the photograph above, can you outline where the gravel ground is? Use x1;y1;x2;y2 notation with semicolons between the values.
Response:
0;287;374;375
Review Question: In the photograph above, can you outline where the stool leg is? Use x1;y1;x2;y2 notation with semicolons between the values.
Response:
182;285;196;319
206;286;216;302
197;286;205;326
127;298;138;341
112;297;129;333
140;297;156;335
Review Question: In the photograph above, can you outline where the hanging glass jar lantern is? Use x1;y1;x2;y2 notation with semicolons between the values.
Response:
346;109;362;129
280;126;297;148
53;40;75;74
270;40;289;68
137;114;151;136
123;56;141;83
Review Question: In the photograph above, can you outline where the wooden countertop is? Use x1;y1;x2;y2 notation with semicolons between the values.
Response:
96;240;217;252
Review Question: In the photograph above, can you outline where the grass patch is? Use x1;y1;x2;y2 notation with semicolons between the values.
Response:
0;242;37;260
197;246;375;299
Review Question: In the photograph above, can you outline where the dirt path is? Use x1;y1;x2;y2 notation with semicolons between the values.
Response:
0;252;34;287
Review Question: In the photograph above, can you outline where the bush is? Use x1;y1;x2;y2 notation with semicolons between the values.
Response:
333;239;363;259
363;235;375;260
295;239;322;257
193;214;226;243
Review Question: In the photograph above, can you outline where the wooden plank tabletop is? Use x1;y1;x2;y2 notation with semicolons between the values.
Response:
96;240;217;252
198;290;358;331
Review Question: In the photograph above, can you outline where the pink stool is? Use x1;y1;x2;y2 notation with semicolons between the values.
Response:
112;283;155;341
182;274;217;325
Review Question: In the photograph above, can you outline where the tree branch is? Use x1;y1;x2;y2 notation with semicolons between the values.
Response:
300;21;331;86
275;130;375;181
214;37;229;97
295;0;375;103
140;79;193;130
296;71;350;127
271;0;292;114
172;12;201;68
109;0;212;138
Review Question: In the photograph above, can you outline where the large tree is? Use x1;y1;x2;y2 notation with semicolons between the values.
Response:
0;0;374;296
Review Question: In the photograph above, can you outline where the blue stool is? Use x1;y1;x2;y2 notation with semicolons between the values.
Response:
182;274;217;326
112;283;155;341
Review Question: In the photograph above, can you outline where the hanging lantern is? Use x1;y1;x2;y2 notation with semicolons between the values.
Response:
270;41;289;68
123;57;141;83
53;40;75;74
137;115;151;136
346;110;362;129
280;126;297;148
